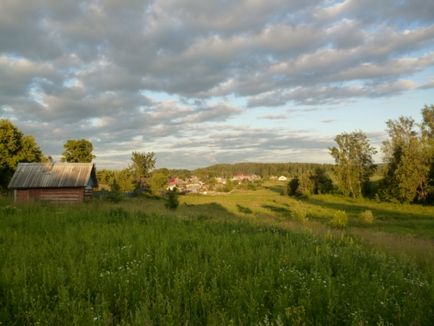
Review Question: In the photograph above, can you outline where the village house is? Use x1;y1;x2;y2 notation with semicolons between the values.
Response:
278;175;288;181
167;176;205;193
8;162;98;203
231;173;261;183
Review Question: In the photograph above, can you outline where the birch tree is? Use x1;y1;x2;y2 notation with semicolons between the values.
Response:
329;131;376;198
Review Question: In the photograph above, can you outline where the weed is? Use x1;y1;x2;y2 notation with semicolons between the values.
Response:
359;210;375;224
330;210;348;228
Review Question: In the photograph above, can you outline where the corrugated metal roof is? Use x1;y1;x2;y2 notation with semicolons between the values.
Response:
8;163;98;189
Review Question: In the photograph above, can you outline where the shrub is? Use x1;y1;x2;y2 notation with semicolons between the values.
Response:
359;210;374;224
330;210;348;228
165;189;179;210
291;205;307;222
287;178;300;196
106;180;122;202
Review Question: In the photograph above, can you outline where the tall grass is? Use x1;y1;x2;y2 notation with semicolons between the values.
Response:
0;201;433;325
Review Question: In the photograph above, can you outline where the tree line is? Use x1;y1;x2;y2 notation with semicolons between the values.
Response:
0;119;100;189
2;104;434;203
327;104;434;203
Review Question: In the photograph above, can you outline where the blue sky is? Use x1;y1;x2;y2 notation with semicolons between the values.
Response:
1;0;433;169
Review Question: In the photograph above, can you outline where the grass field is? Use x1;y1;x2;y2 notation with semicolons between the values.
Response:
1;184;434;325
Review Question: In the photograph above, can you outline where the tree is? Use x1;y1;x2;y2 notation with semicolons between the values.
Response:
0;120;43;189
421;104;434;138
149;170;169;196
311;167;333;194
382;108;434;202
422;105;434;200
287;177;300;196
329;131;376;198
395;136;432;202
116;168;135;193
61;139;95;163
129;151;156;189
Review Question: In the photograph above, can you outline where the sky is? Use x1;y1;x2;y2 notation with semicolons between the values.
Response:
1;0;433;169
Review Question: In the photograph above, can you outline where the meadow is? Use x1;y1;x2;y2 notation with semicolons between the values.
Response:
1;183;434;325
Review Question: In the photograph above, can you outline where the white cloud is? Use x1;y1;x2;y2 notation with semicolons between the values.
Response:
0;0;433;168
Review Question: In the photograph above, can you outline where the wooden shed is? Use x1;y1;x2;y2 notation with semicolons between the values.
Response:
8;162;98;203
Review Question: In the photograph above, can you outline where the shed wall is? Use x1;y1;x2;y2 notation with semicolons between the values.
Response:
15;188;85;203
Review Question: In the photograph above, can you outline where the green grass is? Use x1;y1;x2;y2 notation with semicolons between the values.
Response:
183;182;434;240
0;198;433;325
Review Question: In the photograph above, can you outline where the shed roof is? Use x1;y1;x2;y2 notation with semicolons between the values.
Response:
8;163;98;189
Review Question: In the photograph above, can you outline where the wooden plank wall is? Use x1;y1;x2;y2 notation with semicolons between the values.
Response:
15;188;84;202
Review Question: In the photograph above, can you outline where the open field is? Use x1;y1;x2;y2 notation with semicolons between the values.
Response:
1;186;434;325
185;181;434;239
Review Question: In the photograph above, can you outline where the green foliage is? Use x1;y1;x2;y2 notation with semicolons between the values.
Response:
130;151;156;189
288;168;333;197
288;177;301;196
298;171;315;196
311;167;333;194
165;189;179;209
329;210;348;228
149;171;169;196
359;210;374;224
116;169;135;193
421;104;434;138
329;131;376;198
61;139;95;162
0;120;43;189
97;169;134;193
106;180;122;202
382;109;434;203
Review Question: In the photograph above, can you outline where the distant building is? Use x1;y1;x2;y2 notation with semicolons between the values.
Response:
231;173;261;183
167;176;204;193
278;176;288;181
8;162;98;203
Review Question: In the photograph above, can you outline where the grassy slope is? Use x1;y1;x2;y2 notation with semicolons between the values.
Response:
184;181;434;239
183;181;434;267
0;189;433;325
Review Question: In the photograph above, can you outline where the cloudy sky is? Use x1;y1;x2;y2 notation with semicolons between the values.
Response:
1;0;433;169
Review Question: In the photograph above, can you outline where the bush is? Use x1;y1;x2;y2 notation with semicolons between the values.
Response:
291;205;307;222
165;189;179;210
106;180;123;202
287;178;300;196
330;210;348;228
359;210;374;224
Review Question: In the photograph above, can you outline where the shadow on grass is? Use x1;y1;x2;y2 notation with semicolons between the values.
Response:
264;185;285;195
301;197;432;221
262;204;292;218
301;197;434;239
184;202;237;221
